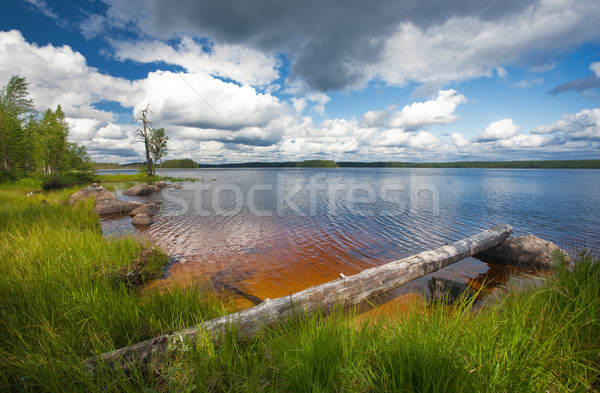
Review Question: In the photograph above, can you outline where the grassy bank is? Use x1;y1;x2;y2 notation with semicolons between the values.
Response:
1;184;598;391
147;251;599;392
0;183;227;391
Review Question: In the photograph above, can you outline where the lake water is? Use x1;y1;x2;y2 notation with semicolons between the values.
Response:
100;168;600;310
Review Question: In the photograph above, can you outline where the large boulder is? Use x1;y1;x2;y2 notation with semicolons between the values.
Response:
475;235;569;268
131;213;153;226
94;200;144;215
122;183;161;196
128;203;160;217
154;181;168;189
68;184;117;205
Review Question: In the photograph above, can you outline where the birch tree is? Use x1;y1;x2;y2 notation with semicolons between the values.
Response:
149;127;168;175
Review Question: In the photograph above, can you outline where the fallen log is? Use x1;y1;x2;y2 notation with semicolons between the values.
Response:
213;280;264;306
86;224;512;372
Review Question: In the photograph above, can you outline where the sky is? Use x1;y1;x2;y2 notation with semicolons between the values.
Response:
1;0;599;164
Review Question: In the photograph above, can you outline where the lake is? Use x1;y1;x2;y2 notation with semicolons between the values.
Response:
100;168;600;310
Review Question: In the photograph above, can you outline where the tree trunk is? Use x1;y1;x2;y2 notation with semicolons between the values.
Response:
85;224;513;372
144;136;152;177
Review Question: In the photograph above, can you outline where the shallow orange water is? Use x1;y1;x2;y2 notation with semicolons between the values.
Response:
100;168;573;317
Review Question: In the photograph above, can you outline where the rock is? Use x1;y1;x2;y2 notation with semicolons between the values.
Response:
474;235;569;268
122;183;160;196
131;213;153;226
94;200;144;215
154;181;167;189
427;277;475;304
129;203;160;217
173;184;182;189
68;184;117;204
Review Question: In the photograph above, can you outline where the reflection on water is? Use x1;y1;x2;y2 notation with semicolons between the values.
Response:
100;168;600;313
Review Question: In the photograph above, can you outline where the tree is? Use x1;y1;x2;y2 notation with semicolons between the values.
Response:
20;115;41;175
0;75;93;183
133;104;154;177
149;127;168;175
0;75;34;172
39;105;69;179
66;143;94;173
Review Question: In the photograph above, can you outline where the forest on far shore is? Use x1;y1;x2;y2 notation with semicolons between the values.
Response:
95;159;600;170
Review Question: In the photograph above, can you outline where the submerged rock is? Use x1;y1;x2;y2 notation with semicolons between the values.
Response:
68;183;117;204
122;183;161;196
131;213;153;226
427;277;475;304
474;235;569;268
129;203;160;217
94;200;144;215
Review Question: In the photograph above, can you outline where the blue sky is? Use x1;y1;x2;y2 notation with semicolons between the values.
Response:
1;0;599;163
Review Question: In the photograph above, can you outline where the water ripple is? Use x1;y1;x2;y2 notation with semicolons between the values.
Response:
102;168;600;307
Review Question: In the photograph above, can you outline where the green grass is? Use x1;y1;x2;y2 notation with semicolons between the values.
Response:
0;185;227;391
151;252;599;393
1;184;598;392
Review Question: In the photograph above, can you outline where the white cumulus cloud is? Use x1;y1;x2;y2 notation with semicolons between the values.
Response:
111;37;280;87
389;89;465;130
472;119;523;142
532;108;600;141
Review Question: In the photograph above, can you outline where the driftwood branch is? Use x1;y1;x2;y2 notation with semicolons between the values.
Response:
86;224;513;372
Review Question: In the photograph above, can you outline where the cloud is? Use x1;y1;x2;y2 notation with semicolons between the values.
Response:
532;108;600;141
23;0;59;21
100;0;599;92
129;70;287;130
0;30;290;162
79;14;107;40
378;130;442;149
376;0;600;87
291;97;307;113
515;77;544;88
549;75;600;95
0;30;131;119
549;62;600;95
389;89;465;130
592;62;600;77
359;89;465;133
306;92;330;115
111;37;280;87
496;67;508;79
472;119;523;142
3;24;599;164
493;134;550;149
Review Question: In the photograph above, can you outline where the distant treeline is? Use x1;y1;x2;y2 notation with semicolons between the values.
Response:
335;160;600;169
96;159;600;170
94;162;142;170
159;159;198;168
297;160;338;168
197;162;296;168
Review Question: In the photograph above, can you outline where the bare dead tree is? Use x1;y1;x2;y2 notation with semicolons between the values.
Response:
133;104;154;177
